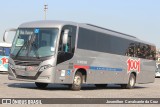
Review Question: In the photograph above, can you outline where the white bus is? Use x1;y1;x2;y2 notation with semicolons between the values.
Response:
4;20;156;90
156;63;160;77
0;42;12;72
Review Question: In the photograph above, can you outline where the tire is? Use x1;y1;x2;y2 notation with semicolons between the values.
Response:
35;82;48;89
69;72;82;91
121;73;136;89
95;84;107;88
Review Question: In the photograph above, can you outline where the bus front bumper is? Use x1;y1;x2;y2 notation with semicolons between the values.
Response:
8;66;56;83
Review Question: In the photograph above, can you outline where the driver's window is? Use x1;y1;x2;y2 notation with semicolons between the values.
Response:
57;25;76;64
58;25;76;54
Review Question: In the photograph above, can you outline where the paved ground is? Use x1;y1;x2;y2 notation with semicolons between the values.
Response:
0;72;160;107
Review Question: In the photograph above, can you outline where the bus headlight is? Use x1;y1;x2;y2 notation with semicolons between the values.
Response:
39;64;52;72
9;63;15;69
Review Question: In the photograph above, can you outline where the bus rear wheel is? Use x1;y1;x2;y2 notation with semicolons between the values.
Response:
35;82;48;89
121;73;136;89
69;72;82;91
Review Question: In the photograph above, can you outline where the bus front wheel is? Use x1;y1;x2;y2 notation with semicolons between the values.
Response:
35;82;48;89
69;72;82;91
121;73;136;89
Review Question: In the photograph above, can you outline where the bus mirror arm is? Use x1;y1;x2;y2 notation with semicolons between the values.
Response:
62;29;69;45
3;28;17;42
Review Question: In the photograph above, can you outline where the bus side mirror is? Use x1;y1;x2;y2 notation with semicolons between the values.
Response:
62;29;69;45
3;28;17;42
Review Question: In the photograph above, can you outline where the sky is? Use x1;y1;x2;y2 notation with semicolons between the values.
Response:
0;0;160;48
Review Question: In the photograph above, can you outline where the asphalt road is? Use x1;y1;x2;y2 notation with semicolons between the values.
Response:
0;73;160;107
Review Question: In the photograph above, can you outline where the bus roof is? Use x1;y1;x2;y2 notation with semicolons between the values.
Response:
19;20;78;28
18;20;155;46
0;42;12;47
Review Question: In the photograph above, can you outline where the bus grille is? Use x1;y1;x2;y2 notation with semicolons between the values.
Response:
14;60;41;66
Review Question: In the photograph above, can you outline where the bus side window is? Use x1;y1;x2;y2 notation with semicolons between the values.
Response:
0;47;4;55
65;35;72;53
60;35;72;53
4;48;10;56
57;25;76;64
59;31;74;54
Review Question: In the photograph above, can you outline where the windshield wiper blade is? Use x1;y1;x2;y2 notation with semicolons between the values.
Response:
15;40;28;58
32;43;40;59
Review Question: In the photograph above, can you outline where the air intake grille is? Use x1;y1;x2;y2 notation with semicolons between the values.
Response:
14;60;41;66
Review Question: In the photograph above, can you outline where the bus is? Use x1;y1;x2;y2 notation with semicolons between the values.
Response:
4;20;156;90
0;42;12;72
155;63;160;77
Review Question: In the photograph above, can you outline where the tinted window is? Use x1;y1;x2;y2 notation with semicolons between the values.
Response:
4;47;10;56
0;47;11;56
57;25;77;64
0;47;4;55
77;28;110;52
77;27;156;60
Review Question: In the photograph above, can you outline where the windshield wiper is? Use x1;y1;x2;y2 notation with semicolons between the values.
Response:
14;40;29;58
32;43;40;59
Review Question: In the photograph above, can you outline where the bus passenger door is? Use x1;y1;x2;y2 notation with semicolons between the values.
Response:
55;25;77;83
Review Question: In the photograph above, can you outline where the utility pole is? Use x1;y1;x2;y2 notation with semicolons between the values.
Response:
44;4;48;20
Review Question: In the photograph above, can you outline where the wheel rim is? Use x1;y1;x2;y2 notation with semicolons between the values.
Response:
74;75;81;86
130;77;135;86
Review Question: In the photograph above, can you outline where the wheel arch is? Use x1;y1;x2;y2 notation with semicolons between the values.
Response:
73;68;87;83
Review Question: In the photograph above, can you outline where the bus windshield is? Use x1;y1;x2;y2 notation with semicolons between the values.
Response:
0;47;10;56
11;28;59;58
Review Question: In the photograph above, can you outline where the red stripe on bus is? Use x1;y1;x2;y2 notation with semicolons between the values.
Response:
74;65;89;70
